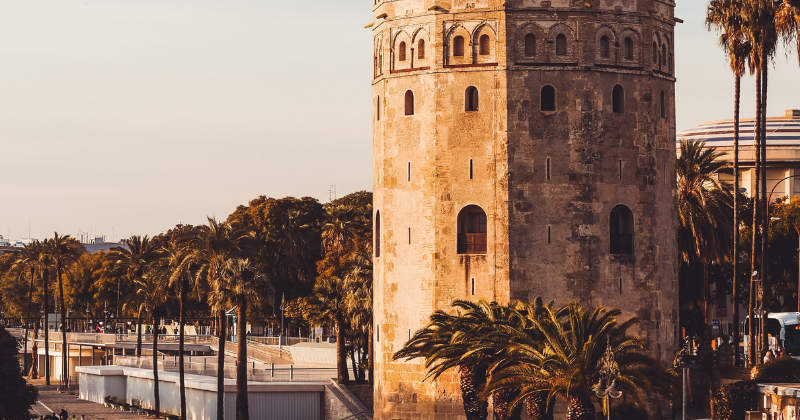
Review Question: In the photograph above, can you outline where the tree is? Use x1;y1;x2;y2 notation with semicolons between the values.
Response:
218;258;269;420
13;242;51;384
0;325;38;420
108;236;161;357
188;217;254;420
306;275;350;384
11;242;46;377
707;0;752;367
44;232;84;386
131;269;168;417
677;139;734;333
484;303;672;420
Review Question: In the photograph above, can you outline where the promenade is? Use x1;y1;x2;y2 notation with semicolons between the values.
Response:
29;379;141;420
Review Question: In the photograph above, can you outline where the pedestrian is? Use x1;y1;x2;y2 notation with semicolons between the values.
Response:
764;349;775;363
59;408;68;420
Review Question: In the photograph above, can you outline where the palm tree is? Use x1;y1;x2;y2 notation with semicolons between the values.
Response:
131;270;168;417
707;0;753;367
153;234;193;420
107;236;161;357
187;217;254;420
677;139;734;333
777;0;800;63
13;242;46;380
343;250;373;383
306;275;350;384
484;303;671;420
322;204;357;259
44;233;83;386
218;258;268;420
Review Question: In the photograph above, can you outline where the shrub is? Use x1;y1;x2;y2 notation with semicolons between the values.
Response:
711;380;759;420
610;402;649;420
754;356;800;383
0;325;38;420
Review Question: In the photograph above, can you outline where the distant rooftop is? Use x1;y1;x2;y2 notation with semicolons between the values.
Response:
677;109;800;149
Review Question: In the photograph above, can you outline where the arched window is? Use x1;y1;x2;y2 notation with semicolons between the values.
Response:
610;205;634;255
652;42;658;64
454;36;465;57
418;39;425;59
600;35;610;58
612;85;624;114
398;41;406;61
375;211;381;258
624;37;634;60
466;87;479;111
525;34;536;56
479;34;490;55
541;85;556;112
457;206;487;254
660;90;666;118
556;34;567;56
405;90;414;116
661;45;667;68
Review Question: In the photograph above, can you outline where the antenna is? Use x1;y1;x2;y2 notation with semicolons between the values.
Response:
327;184;337;202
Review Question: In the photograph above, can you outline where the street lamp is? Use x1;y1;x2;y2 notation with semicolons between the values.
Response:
593;341;623;420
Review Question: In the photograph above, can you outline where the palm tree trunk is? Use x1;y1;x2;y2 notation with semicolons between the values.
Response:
23;268;35;373
43;270;50;385
179;277;187;420
350;344;359;382
29;322;39;379
749;66;762;365
236;300;249;420
566;395;596;420
153;317;161;418
704;262;710;335
57;265;68;387
525;392;553;420
733;74;741;366
493;390;513;420
760;60;770;355
459;365;488;420
335;316;349;384
217;310;227;420
368;325;374;384
136;311;143;358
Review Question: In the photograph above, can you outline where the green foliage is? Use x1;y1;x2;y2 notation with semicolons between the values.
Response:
711;380;758;420
0;325;38;419
754;356;800;382
610;402;648;420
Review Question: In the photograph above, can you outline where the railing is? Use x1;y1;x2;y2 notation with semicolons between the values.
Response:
248;336;314;346
114;355;335;383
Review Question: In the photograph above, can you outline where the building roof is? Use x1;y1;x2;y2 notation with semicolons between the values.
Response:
677;109;800;149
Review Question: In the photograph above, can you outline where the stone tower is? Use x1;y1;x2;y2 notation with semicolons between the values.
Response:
371;0;679;418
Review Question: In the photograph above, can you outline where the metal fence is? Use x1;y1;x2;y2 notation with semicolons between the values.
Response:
114;356;336;383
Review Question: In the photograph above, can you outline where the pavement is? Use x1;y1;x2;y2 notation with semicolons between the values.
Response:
28;379;145;420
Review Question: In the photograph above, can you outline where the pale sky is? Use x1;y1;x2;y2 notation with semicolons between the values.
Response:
0;0;798;242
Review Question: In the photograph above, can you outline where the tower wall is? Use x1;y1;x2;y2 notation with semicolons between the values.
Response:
372;0;678;418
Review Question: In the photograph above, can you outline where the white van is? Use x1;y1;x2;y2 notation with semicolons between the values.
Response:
744;312;800;358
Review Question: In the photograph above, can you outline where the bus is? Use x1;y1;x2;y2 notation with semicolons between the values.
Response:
744;312;800;359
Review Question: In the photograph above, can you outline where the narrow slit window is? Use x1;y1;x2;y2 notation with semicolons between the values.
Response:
375;211;381;257
453;36;465;57
479;34;490;55
469;159;474;180
556;34;567;56
525;34;536;57
407;162;411;181
546;157;551;180
471;278;475;296
377;325;380;343
405;90;414;116
619;160;623;180
547;225;551;244
612;85;625;114
377;96;381;121
408;227;411;244
418;39;425;59
398;41;407;61
619;278;623;295
408;329;411;340
541;85;556;111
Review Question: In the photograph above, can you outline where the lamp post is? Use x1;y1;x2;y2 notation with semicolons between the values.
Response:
593;341;623;420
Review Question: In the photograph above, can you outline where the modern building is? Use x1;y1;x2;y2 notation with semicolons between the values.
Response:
82;236;128;254
370;0;679;418
677;109;800;201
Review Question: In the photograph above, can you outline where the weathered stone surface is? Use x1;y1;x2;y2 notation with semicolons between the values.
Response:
372;1;679;418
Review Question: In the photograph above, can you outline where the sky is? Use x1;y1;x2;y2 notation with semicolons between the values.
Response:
0;0;798;242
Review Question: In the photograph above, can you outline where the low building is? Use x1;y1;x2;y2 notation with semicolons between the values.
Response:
678;109;800;201
82;237;128;254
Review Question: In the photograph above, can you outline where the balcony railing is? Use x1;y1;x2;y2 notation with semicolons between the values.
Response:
458;233;487;254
